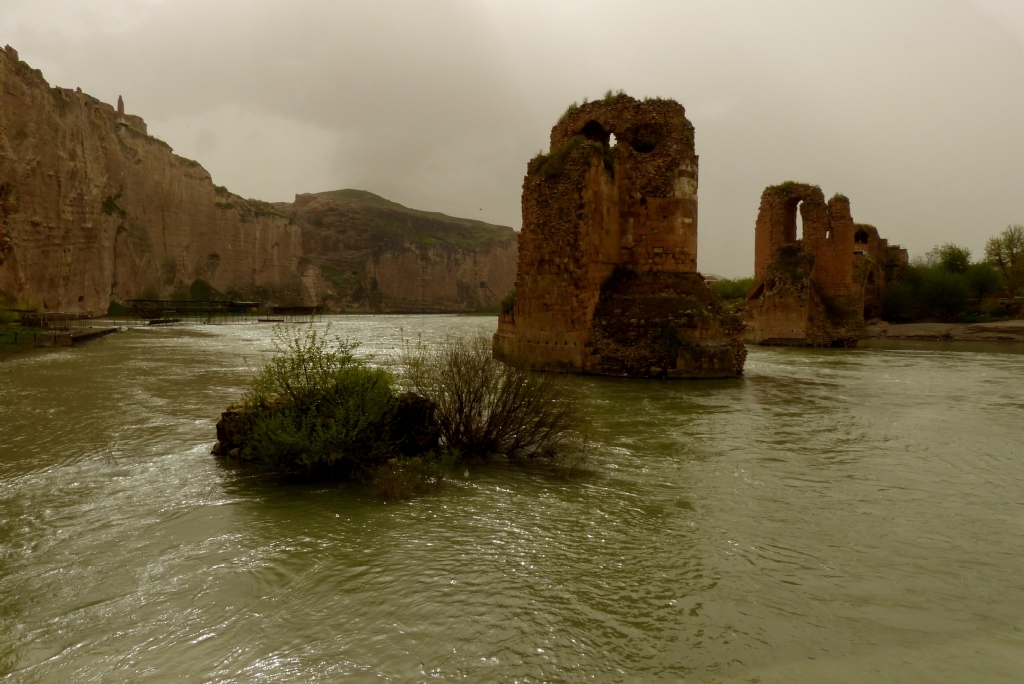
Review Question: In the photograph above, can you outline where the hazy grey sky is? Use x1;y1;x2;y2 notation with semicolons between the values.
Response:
3;0;1023;276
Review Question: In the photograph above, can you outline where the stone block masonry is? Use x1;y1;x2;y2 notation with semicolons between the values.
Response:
745;182;907;346
493;95;745;378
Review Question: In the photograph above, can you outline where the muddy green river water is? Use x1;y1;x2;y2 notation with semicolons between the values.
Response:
1;316;1023;682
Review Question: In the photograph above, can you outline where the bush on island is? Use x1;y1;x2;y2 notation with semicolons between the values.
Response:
214;326;583;498
400;334;581;460
214;327;438;479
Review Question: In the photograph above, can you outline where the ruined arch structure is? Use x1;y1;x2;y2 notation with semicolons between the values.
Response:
746;182;908;345
493;95;746;377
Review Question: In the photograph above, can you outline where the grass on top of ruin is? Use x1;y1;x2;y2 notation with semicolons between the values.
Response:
215;325;588;499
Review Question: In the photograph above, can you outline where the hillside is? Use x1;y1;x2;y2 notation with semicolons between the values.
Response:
284;190;517;312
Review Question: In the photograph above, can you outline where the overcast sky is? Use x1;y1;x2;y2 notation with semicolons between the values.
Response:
3;1;1023;276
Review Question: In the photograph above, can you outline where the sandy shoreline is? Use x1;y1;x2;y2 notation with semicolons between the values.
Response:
863;319;1024;342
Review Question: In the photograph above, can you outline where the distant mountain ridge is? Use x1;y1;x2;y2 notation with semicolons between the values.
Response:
284;189;517;312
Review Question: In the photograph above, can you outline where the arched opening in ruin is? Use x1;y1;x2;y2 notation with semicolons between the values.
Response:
581;120;610;146
854;229;869;244
784;198;805;243
621;123;661;154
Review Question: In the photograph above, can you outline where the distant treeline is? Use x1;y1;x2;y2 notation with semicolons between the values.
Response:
883;225;1023;322
710;277;754;301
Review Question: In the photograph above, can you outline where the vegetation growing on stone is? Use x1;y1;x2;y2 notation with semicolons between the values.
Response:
557;101;580;125
101;191;126;217
499;288;516;316
123;124;172;150
603;89;627;103
529;136;586;179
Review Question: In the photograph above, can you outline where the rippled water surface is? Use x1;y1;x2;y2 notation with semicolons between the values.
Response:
2;316;1023;682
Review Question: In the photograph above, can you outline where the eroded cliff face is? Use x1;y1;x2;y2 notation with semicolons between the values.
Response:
287;190;517;312
0;46;321;315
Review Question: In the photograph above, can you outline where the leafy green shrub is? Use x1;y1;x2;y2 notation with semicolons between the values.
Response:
0;309;16;327
881;281;915;321
919;269;969;319
934;244;972;274
400;334;581;459
882;264;978;321
223;328;406;477
964;263;1001;299
189;279;222;301
106;301;128;316
710;277;754;300
499;288;516;316
101;192;126;217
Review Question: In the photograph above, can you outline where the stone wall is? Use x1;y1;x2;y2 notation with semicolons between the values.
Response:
746;183;906;345
0;45;321;314
493;95;745;378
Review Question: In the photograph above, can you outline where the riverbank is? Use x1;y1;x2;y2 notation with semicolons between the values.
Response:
0;326;117;354
863;319;1024;342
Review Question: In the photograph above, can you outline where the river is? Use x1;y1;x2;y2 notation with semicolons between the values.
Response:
2;315;1023;682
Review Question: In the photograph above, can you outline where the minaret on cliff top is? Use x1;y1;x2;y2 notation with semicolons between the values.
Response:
117;95;124;116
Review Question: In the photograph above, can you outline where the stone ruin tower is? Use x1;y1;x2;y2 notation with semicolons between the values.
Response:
745;182;906;346
493;95;746;378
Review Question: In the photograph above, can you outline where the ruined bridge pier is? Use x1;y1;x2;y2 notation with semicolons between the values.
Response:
494;95;745;378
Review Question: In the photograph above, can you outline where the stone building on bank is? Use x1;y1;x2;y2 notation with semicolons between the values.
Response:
492;95;746;378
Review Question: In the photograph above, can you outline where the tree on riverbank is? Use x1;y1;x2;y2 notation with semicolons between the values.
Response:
214;326;583;497
985;224;1024;298
883;236;1016;322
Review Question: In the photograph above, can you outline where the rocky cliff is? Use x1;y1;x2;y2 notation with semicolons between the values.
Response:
283;189;517;312
0;45;322;315
0;46;515;316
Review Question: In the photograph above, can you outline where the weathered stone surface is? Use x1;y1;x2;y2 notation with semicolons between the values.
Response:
493;95;745;377
285;189;517;312
0;46;321;314
745;183;906;346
